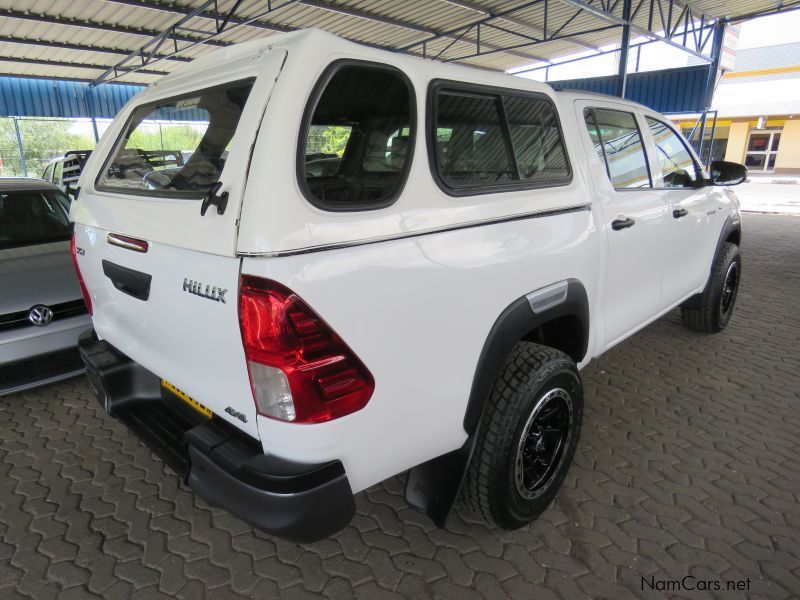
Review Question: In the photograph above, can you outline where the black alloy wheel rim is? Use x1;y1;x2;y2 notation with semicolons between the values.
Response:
515;388;573;499
720;261;739;316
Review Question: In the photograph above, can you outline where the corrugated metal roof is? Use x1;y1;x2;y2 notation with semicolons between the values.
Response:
0;0;790;87
551;64;712;112
731;42;800;73
0;76;142;118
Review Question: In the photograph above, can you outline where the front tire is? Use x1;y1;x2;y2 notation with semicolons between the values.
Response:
681;242;741;333
463;342;583;529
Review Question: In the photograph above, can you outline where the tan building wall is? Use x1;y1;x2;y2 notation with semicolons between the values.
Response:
725;121;750;164
774;119;800;174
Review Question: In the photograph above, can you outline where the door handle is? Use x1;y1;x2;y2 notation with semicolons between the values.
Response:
611;217;636;231
673;208;688;219
102;260;152;301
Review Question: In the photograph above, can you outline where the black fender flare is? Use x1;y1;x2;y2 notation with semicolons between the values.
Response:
404;279;590;526
683;212;742;309
713;212;742;271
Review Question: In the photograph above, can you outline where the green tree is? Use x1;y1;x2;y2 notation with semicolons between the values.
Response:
307;125;352;156
126;122;207;154
0;118;95;177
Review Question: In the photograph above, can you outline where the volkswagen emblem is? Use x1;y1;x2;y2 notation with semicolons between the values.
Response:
28;305;54;327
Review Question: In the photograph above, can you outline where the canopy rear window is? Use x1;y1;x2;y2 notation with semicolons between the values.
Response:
96;79;254;198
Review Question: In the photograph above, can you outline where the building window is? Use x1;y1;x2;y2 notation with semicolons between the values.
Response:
745;129;782;172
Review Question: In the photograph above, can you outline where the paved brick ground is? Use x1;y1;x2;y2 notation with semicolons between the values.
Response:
1;213;799;599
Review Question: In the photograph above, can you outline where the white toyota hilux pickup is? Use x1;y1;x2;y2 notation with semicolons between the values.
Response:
71;29;745;542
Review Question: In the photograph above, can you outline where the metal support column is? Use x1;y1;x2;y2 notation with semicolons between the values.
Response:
91;117;100;143
12;117;27;177
615;0;633;98
697;110;708;162
704;19;726;109
705;110;718;169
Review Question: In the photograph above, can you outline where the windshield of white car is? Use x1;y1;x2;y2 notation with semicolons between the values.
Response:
0;190;72;249
96;79;254;198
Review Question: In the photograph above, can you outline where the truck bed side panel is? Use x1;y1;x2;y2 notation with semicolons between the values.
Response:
241;209;599;493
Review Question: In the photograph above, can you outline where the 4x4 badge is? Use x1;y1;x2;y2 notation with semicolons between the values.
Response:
183;278;227;303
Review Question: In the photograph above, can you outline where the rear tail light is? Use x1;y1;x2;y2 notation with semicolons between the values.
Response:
238;276;374;424
70;234;93;315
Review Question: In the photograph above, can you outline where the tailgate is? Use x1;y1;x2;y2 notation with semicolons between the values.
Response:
73;227;258;438
69;47;289;439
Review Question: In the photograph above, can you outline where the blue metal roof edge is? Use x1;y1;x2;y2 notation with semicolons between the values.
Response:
3;65;713;119
549;65;712;113
0;76;145;119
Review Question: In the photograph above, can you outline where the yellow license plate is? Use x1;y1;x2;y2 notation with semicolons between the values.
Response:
161;379;213;418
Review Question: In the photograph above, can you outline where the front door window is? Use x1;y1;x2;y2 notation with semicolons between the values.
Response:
745;130;781;172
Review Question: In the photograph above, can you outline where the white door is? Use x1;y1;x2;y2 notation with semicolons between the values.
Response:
577;102;672;347
642;116;719;304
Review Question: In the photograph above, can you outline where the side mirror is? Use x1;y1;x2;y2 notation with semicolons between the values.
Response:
710;160;747;186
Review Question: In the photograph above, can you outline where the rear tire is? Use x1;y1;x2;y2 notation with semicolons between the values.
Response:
463;342;582;529
681;242;741;333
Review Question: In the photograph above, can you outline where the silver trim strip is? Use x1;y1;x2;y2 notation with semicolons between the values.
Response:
107;233;148;253
239;204;592;258
526;280;569;314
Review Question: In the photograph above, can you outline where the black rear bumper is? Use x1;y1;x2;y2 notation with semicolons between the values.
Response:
78;330;355;543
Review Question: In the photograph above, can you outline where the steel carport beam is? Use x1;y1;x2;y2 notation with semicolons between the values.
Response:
0;8;229;48
106;0;552;65
104;0;295;35
554;0;713;62
443;0;602;52
0;35;192;63
0;55;168;77
297;0;552;63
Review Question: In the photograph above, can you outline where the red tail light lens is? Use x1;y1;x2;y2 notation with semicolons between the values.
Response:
70;234;93;315
238;276;374;424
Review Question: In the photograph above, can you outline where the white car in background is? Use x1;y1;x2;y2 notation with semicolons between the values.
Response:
0;178;91;395
42;151;92;194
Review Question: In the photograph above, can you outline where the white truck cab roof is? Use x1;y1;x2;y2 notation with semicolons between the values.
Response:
74;28;584;257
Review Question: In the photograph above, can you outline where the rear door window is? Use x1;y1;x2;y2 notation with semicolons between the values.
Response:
298;62;415;211
96;79;254;197
584;108;651;189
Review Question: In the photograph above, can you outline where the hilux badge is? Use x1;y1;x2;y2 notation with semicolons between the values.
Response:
183;278;227;303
